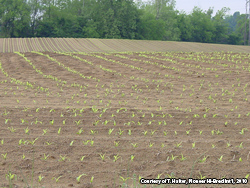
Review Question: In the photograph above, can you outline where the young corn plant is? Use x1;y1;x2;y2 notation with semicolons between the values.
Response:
128;129;132;136
167;154;178;162
91;106;98;113
41;154;49;160
20;119;28;125
114;141;119;147
77;128;84;135
5;172;17;186
83;140;89;145
117;128;124;136
28;138;38;146
197;172;206;180
58;127;61;134
19;139;26;145
76;174;87;184
199;156;208;163
215;130;223;135
240;128;248;135
1;153;7;160
163;131;168;136
38;175;44;183
93;120;99;126
218;155;223;162
108;128;114;135
59;155;69;162
52;176;62;183
80;156;85;161
180;153;187;161
226;142;231;148
24;127;30;135
192;142;196;149
50;119;54;125
176;142;182;148
130;155;135;162
45;142;53;146
236;142;244;149
211;130;215;136
99;154;106;161
142;130;148;136
131;143;138;148
8;126;16;133
186;130;191;135
63;119;66;125
75;120;81;126
120;176;130;184
90;130;97;135
151;130;157;136
5;119;11;124
90;176;94;183
148;142;154;148
113;154;120;162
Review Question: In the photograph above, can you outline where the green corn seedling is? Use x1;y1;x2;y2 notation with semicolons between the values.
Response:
52;176;62;183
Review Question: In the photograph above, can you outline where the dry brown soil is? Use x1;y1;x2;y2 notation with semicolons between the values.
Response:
0;51;250;188
1;38;250;53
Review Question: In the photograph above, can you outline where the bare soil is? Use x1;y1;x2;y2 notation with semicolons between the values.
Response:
1;38;250;53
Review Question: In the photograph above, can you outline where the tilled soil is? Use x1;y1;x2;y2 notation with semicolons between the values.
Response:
1;38;250;53
0;51;250;188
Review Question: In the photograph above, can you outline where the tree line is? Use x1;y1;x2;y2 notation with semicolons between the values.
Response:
0;0;247;45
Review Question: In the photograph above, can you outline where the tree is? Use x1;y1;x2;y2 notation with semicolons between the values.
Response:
139;0;180;40
0;0;31;37
115;0;138;39
28;0;43;36
158;3;180;40
212;7;230;43
225;11;240;32
176;12;192;41
136;9;165;40
189;7;215;43
234;13;248;45
227;33;241;45
91;0;139;39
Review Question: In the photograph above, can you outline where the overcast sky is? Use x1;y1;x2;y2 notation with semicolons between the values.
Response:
174;0;245;15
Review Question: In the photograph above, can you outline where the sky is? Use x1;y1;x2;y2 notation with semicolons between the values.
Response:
175;0;246;15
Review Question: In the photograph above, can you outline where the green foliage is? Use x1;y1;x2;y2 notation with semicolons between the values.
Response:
234;13;248;45
137;11;165;40
189;7;214;43
0;0;246;45
0;0;31;37
92;0;138;39
225;11;240;32
177;13;192;41
212;7;230;43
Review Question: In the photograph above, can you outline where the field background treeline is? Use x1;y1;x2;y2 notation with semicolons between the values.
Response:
0;0;246;45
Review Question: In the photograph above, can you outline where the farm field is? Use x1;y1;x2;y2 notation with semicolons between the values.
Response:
1;38;250;53
0;41;250;187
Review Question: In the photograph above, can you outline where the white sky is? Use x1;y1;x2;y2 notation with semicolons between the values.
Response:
175;0;246;15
